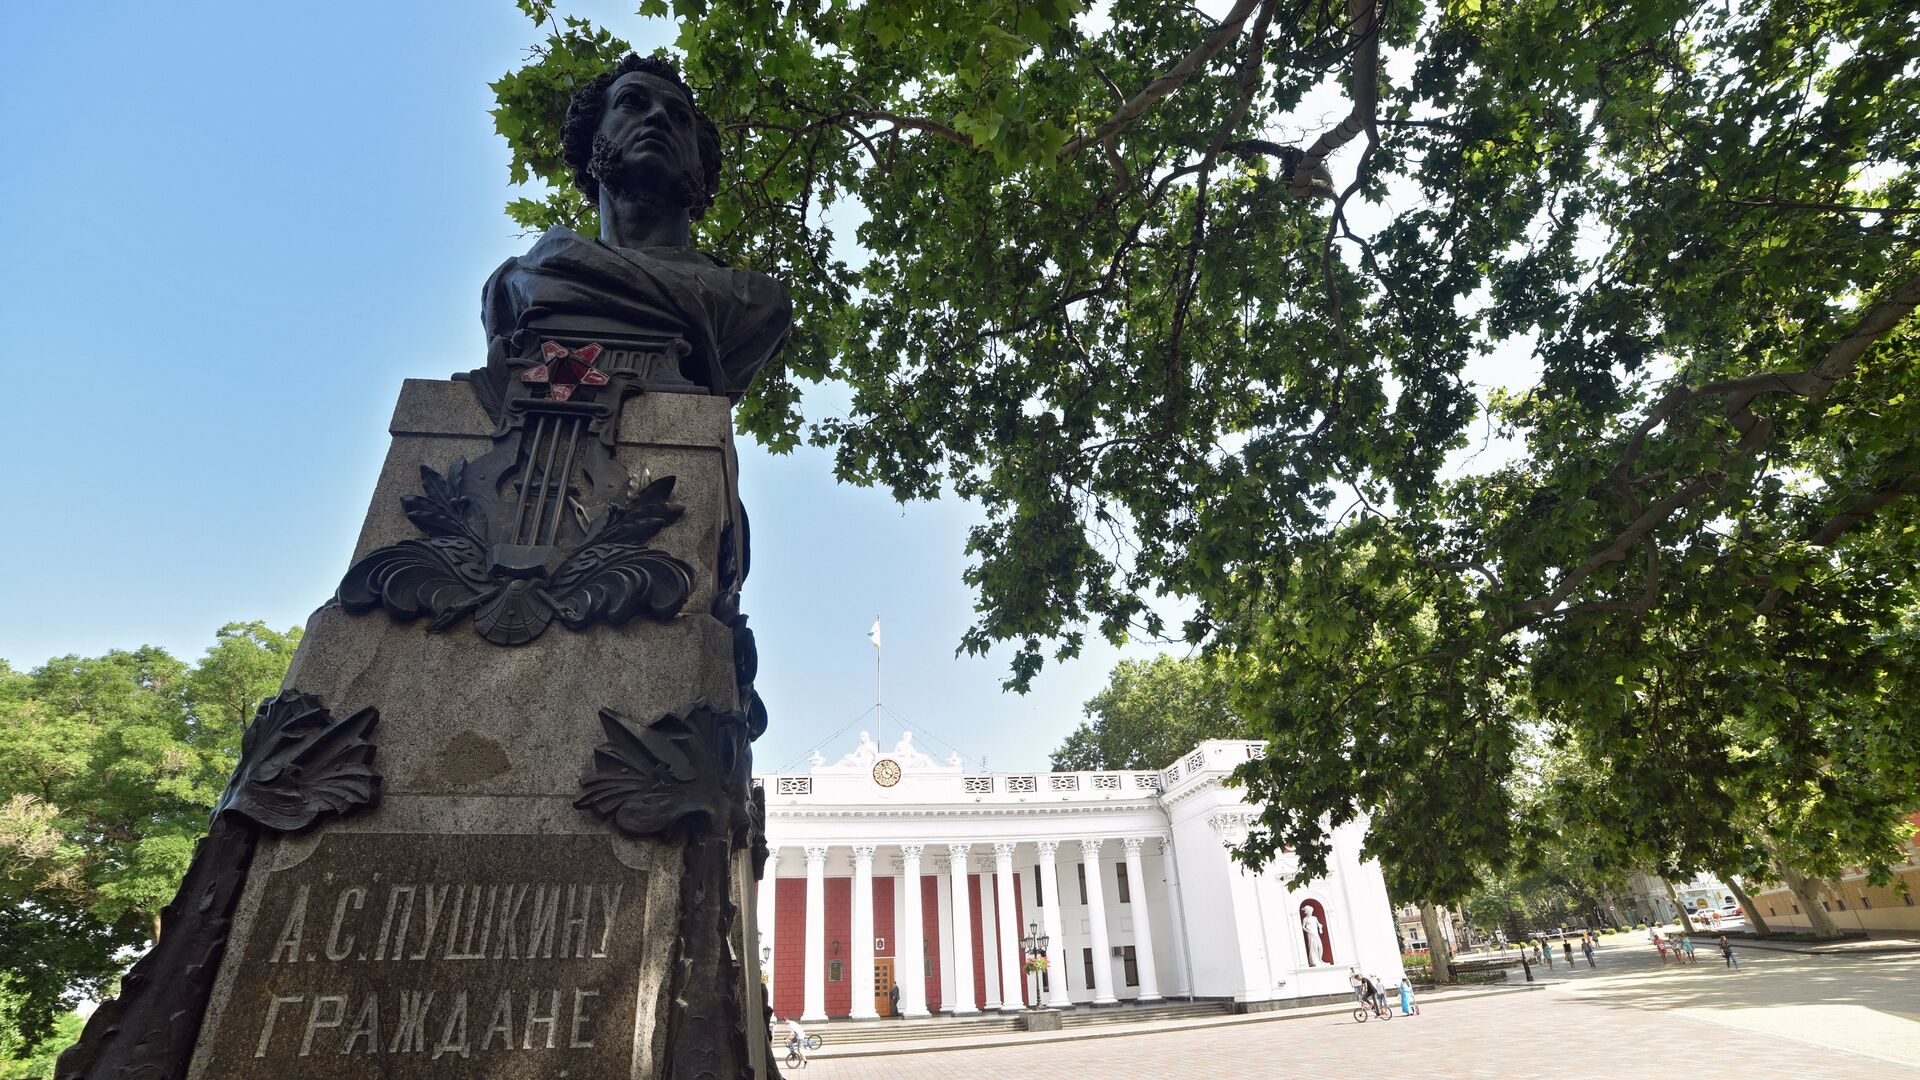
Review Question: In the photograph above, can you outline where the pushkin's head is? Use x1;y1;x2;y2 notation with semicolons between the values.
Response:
562;54;721;220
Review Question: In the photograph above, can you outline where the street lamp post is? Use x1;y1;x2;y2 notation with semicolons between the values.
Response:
1019;920;1050;1010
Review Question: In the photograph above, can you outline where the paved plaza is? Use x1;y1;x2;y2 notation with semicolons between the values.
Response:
791;934;1920;1078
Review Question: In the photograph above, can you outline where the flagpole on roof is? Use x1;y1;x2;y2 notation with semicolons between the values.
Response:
868;616;882;746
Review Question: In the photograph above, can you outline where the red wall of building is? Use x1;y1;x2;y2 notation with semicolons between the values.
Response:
967;874;987;1010
1011;874;1029;1006
824;876;852;1017
877;878;896;954
772;878;807;1019
920;876;942;1012
774;871;1026;1018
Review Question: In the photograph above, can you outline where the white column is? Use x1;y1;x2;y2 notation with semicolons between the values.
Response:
802;845;828;1022
1081;838;1118;1005
850;843;878;1019
993;842;1026;1010
1036;840;1073;1008
979;859;1002;1010
758;846;781;989
1211;814;1271;1005
946;843;978;1014
934;859;955;1009
1160;837;1193;997
897;844;929;1017
1122;837;1163;1001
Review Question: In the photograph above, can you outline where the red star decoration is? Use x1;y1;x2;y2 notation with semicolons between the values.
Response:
523;342;610;401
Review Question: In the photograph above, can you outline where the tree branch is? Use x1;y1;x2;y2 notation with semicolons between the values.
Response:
1058;0;1264;160
1723;198;1920;216
1516;273;1920;622
1290;0;1379;198
1754;474;1920;615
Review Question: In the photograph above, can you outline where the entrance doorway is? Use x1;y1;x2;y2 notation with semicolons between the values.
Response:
873;957;895;1017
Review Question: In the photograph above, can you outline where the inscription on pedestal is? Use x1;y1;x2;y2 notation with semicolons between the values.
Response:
195;832;655;1078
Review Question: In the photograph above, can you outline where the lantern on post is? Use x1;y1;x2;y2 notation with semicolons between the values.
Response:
1020;920;1051;1010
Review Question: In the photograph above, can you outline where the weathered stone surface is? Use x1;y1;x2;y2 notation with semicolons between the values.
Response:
1019;1009;1063;1031
180;377;760;1078
387;378;496;438
188;830;679;1079
349;379;737;617
282;605;735;797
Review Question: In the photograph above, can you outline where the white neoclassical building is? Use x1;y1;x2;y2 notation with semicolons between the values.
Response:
754;734;1405;1021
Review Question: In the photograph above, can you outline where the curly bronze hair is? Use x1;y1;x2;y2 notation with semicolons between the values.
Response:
562;54;720;220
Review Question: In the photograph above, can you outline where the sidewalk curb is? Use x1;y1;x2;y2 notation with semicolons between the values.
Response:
810;984;1545;1059
1692;937;1920;957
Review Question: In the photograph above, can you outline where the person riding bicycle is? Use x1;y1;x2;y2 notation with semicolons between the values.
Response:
784;1016;808;1062
1348;969;1385;1016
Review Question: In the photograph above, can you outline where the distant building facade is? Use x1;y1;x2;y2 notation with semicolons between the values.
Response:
754;736;1405;1020
1748;815;1920;934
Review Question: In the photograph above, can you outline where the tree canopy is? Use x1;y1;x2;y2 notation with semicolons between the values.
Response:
0;623;299;1055
493;0;1920;904
1050;654;1251;770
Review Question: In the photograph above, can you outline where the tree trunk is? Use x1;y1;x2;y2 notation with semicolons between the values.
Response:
1775;861;1845;939
1420;903;1457;984
1599;887;1627;929
1725;877;1771;938
1663;879;1697;934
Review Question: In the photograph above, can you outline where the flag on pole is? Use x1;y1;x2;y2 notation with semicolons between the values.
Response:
868;617;882;649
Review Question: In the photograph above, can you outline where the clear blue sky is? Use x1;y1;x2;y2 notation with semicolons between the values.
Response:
0;1;1185;773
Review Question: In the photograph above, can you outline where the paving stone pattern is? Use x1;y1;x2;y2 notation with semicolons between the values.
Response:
789;936;1920;1078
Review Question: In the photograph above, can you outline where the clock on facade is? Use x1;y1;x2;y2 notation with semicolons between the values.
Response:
872;758;903;787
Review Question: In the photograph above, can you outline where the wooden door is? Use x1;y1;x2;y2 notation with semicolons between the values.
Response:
873;957;895;1017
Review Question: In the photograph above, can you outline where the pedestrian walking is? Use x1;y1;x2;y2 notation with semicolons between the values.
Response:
1399;978;1417;1015
1681;936;1697;964
1541;938;1554;969
1562;940;1575;967
1718;934;1739;969
1581;936;1596;968
1654;936;1669;964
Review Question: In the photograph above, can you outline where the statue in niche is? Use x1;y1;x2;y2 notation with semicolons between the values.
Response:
1300;898;1333;966
480;54;792;399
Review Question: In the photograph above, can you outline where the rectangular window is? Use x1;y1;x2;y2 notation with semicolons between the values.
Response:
1122;945;1139;987
1082;948;1096;990
1862;895;1872;909
1836;898;1846;910
829;960;843;982
1116;863;1131;904
1077;863;1088;905
1034;865;1044;907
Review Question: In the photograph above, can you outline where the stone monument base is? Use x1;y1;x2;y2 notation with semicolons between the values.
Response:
1019;1008;1063;1032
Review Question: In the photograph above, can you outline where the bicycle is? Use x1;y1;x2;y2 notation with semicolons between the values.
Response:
1350;997;1394;1023
783;1033;823;1069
